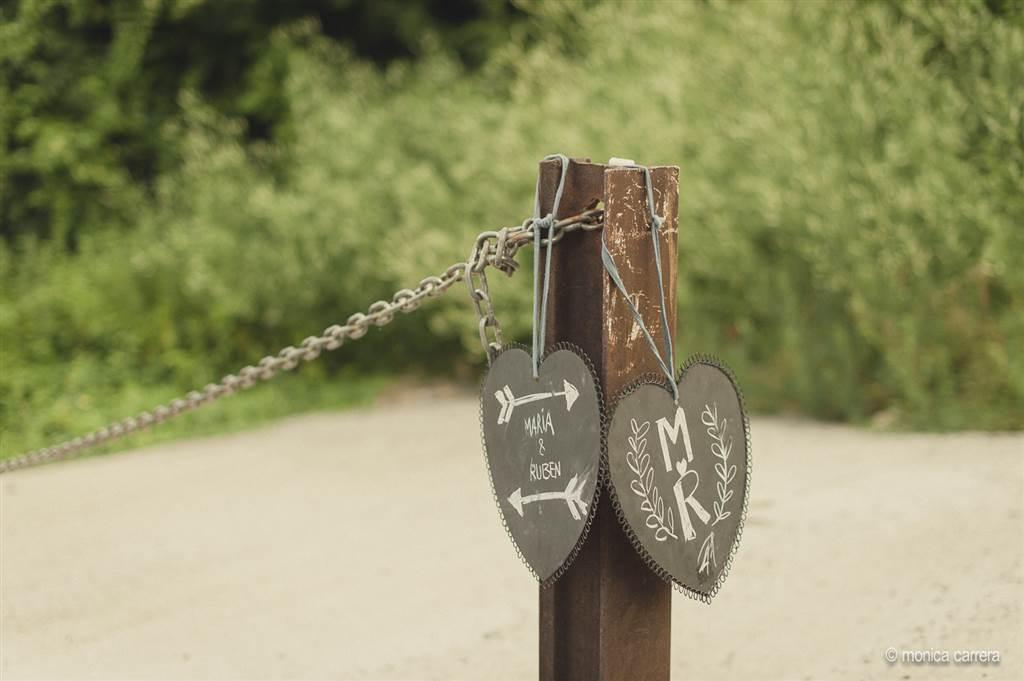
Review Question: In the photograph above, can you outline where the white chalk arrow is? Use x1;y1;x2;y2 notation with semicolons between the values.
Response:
507;474;588;521
494;380;579;425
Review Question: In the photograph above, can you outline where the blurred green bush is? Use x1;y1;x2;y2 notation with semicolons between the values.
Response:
2;0;1022;458
0;0;528;246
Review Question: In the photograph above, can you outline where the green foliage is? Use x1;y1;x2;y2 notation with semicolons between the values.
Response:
0;0;527;246
2;0;1022;460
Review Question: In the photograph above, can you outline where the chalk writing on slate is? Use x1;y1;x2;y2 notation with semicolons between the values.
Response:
607;357;751;601
481;346;602;583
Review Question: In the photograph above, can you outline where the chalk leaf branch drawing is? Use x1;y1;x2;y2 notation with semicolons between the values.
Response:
625;418;677;542
704;402;735;525
494;380;579;425
507;473;589;521
697;401;734;575
697;532;716;575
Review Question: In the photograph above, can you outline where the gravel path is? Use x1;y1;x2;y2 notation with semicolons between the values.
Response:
2;395;1021;680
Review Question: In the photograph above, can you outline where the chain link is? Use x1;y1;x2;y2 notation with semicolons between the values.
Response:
0;208;603;474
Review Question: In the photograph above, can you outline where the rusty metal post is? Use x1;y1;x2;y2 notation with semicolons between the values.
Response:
537;158;679;680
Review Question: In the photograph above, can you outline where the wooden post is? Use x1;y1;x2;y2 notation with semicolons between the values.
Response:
537;158;679;680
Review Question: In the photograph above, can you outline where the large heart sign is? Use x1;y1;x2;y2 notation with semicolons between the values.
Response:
481;346;602;583
607;357;750;601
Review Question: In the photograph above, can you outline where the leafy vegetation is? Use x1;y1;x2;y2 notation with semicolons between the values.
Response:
2;0;1022;460
1;0;528;246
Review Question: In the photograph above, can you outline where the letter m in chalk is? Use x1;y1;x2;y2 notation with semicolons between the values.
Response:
656;406;710;541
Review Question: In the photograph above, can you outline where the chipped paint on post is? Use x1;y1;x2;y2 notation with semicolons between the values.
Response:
603;166;680;388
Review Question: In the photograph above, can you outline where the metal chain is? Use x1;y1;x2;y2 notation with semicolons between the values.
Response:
0;208;603;474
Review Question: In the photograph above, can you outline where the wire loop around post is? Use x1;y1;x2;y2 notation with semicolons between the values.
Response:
531;154;570;378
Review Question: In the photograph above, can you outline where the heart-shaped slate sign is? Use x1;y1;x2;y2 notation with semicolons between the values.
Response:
481;345;602;583
607;356;750;601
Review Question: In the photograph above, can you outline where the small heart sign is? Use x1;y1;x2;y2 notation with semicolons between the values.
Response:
481;346;602;583
607;356;750;601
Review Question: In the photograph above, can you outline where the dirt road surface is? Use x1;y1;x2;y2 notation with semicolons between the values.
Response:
2;394;1021;680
